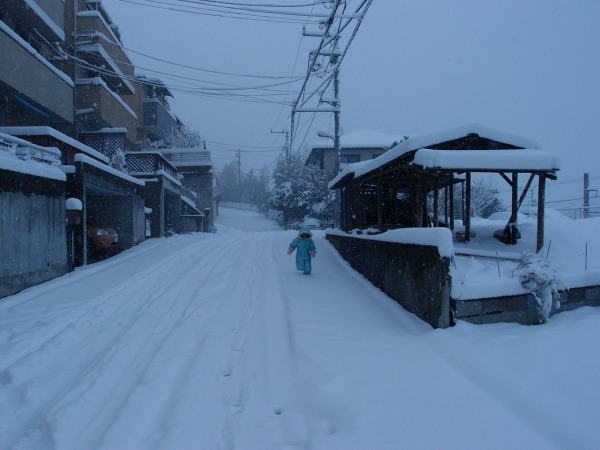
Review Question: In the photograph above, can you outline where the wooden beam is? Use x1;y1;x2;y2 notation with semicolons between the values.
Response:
499;172;513;186
415;174;423;227
449;182;455;231
444;186;449;228
517;173;536;210
510;173;518;224
433;177;439;227
377;182;383;228
537;174;546;252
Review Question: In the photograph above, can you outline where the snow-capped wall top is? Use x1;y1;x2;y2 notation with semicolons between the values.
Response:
327;227;454;258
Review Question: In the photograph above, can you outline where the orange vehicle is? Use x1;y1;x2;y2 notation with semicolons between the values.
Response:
87;225;119;249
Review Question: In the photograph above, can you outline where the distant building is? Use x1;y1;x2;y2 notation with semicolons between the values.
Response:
305;130;407;173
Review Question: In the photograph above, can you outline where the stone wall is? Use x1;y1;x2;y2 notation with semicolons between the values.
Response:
326;233;452;328
0;169;69;298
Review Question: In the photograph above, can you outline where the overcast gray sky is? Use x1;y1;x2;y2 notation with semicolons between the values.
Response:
103;0;600;206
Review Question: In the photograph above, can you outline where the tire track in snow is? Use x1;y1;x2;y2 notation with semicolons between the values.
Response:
46;235;242;450
0;234;239;449
0;236;212;368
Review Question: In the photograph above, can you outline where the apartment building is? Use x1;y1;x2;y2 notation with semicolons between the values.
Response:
1;0;186;152
1;0;214;264
0;0;75;135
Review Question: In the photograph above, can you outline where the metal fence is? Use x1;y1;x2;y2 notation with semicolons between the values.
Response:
554;207;600;220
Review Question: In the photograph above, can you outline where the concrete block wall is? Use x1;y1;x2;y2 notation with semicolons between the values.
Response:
454;285;600;325
326;233;452;328
0;169;69;298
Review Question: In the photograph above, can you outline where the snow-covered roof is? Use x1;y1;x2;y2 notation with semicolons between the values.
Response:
412;148;560;172
0;126;109;164
397;123;539;152
313;129;407;149
329;124;554;188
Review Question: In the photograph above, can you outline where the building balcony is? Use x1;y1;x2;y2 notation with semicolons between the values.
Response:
1;0;66;42
160;148;212;173
142;98;178;145
76;42;135;95
76;10;135;95
76;78;138;145
0;22;74;124
126;151;180;181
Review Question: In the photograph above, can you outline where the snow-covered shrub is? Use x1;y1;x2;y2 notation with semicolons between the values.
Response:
513;252;563;323
110;148;127;173
270;153;335;229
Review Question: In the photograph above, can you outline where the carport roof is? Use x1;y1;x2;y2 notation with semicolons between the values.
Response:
329;124;557;189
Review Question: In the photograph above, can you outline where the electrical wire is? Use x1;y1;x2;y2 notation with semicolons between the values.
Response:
171;0;336;17
104;40;308;80
74;48;305;92
119;0;323;24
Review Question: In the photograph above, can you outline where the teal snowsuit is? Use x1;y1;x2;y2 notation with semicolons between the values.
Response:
289;225;316;275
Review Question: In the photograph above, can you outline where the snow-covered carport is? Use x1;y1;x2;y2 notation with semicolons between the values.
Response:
126;151;184;237
329;123;560;252
69;154;146;265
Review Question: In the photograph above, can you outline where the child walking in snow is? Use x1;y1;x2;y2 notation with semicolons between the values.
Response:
287;225;316;275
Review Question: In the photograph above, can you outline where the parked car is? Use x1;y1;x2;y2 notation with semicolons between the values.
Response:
87;224;119;249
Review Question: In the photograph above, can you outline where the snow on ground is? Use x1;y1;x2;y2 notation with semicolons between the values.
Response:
1;207;599;449
453;211;600;299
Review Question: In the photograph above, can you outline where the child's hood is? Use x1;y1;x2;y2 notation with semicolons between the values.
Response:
298;224;313;237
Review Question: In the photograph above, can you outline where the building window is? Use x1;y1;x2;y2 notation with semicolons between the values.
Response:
340;154;360;164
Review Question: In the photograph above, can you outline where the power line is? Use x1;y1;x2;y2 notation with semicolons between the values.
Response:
119;0;324;24
102;39;309;80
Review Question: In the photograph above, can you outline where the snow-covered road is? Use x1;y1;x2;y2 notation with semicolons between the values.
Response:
1;207;599;449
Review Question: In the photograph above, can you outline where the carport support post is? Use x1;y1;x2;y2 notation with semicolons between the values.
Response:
465;172;471;242
537;173;546;252
511;173;518;225
433;177;439;227
415;174;423;227
377;182;383;229
449;181;455;231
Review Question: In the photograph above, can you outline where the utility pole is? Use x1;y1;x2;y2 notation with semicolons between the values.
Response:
583;173;597;219
271;129;290;164
332;68;341;176
237;149;242;195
